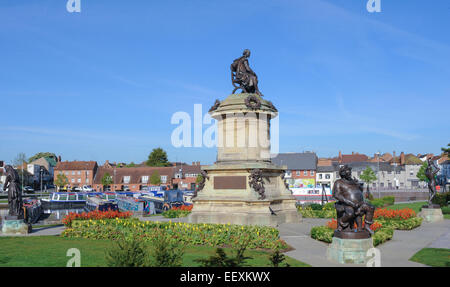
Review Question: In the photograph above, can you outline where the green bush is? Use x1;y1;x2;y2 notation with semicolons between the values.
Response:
323;202;336;210
432;192;450;207
309;203;323;210
440;206;450;214
378;217;422;230
162;209;191;218
369;198;385;208
269;247;290;267
105;236;147;267
382;196;395;206
148;231;185;267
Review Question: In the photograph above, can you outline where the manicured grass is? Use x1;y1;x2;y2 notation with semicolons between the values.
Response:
409;248;450;267
444;214;450;220
385;201;427;214
0;236;309;267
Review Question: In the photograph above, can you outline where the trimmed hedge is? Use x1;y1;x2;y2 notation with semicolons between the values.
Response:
377;217;423;230
370;196;395;208
298;202;336;218
432;192;450;207
441;206;450;214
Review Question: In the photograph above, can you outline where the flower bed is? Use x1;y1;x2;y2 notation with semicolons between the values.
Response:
374;208;416;220
62;210;132;227
162;205;193;218
62;218;287;250
377;217;422;230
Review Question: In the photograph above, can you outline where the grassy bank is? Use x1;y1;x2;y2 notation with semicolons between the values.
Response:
0;236;309;267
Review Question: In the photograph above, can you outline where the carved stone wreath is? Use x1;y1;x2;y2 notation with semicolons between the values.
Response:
209;99;221;112
193;170;209;198
249;169;266;200
266;100;277;112
244;95;261;110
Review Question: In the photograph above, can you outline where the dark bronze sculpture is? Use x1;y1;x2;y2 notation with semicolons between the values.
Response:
425;158;440;207
231;49;263;97
2;164;24;219
209;99;221;112
333;165;375;239
249;169;266;200
193;170;209;198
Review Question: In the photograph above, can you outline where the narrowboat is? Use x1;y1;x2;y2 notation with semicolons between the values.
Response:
85;196;118;212
41;192;89;209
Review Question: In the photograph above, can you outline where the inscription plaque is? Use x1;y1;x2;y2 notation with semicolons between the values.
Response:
214;176;247;189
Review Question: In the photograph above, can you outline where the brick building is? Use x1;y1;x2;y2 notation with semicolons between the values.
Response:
54;161;98;188
272;152;318;188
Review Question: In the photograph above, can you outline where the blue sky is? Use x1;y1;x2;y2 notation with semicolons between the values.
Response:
0;0;449;165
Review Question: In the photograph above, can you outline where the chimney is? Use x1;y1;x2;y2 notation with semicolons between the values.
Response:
57;155;61;162
192;162;195;166
339;151;342;158
400;152;405;165
352;151;354;155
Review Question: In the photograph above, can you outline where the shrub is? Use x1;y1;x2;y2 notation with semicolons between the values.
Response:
298;205;336;218
323;202;336;210
432;192;450;207
148;230;185;267
195;243;252;267
369;198;385;208
309;203;323;211
381;196;395;206
105;235;147;267
441;206;450;214
269;247;289;267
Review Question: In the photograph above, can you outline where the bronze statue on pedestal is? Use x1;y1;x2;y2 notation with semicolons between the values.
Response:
332;165;375;239
230;49;263;97
2;164;24;219
425;158;440;207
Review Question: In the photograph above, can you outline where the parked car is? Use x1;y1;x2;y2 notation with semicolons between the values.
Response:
23;186;34;193
81;185;94;192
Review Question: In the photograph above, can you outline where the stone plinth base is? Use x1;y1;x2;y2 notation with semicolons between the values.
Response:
188;199;300;227
1;218;29;235
418;207;444;223
327;237;373;264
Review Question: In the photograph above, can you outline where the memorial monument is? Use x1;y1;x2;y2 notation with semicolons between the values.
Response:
188;50;300;226
327;165;375;264
418;158;444;223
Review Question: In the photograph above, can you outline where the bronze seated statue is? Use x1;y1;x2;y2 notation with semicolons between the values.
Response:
230;49;263;97
332;165;375;239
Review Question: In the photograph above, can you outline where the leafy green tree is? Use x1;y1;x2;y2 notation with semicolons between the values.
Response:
442;143;450;157
101;172;113;189
417;161;428;183
55;173;69;191
146;148;171;167
360;167;377;192
150;171;161;185
28;152;57;163
126;162;136;167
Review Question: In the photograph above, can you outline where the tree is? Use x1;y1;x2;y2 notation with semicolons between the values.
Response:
359;167;377;192
146;148;171;167
55;173;69;191
442;143;450;157
126;162;136;168
150;171;161;185
28;152;57;163
101;172;113;189
13;152;27;167
417;161;428;183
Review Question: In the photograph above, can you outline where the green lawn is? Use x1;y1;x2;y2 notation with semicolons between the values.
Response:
0;236;309;267
444;214;450;220
409;248;450;267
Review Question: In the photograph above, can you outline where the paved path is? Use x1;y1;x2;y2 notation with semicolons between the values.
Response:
279;218;450;267
0;225;65;237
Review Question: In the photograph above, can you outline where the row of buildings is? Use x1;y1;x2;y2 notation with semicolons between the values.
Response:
52;160;202;191
272;151;450;190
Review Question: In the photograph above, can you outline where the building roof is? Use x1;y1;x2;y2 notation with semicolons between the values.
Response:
93;166;176;185
317;165;338;172
345;161;402;172
340;154;369;163
55;161;97;171
271;152;318;170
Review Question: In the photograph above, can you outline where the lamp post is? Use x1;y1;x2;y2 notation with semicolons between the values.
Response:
376;151;380;199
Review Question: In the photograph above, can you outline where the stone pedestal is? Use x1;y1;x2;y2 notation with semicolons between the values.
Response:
327;237;374;265
1;216;29;235
418;207;444;223
188;93;300;226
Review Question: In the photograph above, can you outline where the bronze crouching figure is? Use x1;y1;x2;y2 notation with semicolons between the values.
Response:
332;165;375;239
